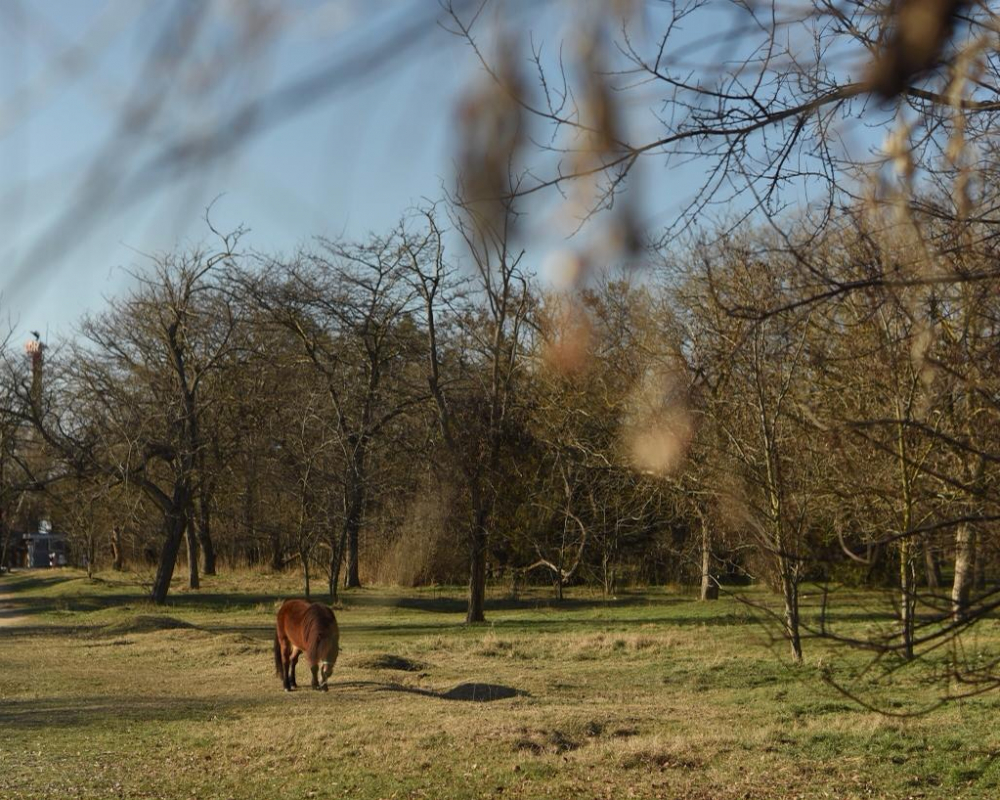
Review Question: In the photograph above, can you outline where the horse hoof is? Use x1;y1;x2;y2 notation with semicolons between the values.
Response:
321;684;329;692
284;687;292;693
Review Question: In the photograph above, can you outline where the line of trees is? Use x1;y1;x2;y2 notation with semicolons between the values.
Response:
2;2;1000;716
0;202;993;625
1;0;999;696
0;187;997;704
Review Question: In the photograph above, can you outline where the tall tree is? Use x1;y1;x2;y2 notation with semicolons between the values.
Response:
406;203;530;623
249;232;422;597
32;238;240;602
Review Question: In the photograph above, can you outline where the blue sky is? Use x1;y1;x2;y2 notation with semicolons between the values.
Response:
1;1;476;336
0;0;883;341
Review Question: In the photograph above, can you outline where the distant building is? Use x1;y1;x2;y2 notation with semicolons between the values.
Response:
19;521;69;568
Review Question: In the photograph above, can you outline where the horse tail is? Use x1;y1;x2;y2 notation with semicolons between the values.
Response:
273;632;283;677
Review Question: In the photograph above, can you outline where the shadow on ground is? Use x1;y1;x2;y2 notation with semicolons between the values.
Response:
0;694;262;730
347;592;671;615
335;679;528;703
1;570;907;634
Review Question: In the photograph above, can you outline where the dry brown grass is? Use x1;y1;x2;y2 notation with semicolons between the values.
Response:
1;570;999;799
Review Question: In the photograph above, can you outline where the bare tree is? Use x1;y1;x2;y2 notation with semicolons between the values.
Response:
248;231;422;597
28;237;241;602
404;202;530;623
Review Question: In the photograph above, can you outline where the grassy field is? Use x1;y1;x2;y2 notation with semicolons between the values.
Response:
1;569;999;799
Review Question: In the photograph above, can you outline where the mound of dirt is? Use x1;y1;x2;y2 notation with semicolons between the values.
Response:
107;615;197;634
440;682;522;702
353;653;427;672
513;728;579;754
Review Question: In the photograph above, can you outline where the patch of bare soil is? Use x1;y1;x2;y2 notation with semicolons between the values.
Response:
352;653;427;672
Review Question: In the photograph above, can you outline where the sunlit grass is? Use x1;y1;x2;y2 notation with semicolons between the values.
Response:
1;569;999;799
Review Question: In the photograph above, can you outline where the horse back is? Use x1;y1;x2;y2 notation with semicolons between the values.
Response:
302;603;339;662
276;599;338;657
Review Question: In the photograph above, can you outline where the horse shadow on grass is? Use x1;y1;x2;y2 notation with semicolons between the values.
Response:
336;679;528;703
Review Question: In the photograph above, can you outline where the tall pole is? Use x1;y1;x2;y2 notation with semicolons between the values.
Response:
24;335;44;407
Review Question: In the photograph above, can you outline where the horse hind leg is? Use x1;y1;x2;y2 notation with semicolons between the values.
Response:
281;640;295;692
289;649;300;688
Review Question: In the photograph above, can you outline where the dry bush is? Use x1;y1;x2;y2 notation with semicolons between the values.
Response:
615;739;704;771
473;631;528;659
370;478;465;586
565;631;669;659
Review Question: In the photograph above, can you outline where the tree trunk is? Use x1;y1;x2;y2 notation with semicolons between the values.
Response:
111;525;124;571
343;457;366;589
0;520;10;574
973;539;987;591
151;509;186;604
952;522;975;621
465;477;489;623
466;503;488;623
780;568;802;662
270;529;284;573
185;511;199;590
923;541;941;589
244;455;259;565
467;537;487;623
329;524;348;603
343;497;362;589
899;539;914;659
297;491;310;600
344;530;361;588
700;517;718;601
196;494;216;575
0;454;8;572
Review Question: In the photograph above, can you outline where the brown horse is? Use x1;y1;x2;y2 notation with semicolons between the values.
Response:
273;599;339;692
